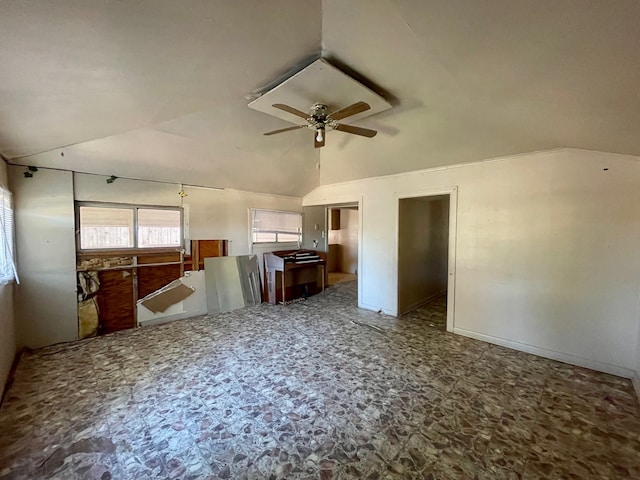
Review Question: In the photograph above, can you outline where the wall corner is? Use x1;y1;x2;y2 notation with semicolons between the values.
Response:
633;373;640;403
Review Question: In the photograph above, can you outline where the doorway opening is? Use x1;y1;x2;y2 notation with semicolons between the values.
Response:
302;202;361;306
397;193;453;331
327;206;359;287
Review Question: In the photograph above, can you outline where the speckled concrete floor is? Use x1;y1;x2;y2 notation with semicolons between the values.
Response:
1;281;639;479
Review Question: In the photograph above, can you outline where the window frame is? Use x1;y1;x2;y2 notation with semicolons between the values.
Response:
249;208;302;246
75;201;184;254
0;185;18;285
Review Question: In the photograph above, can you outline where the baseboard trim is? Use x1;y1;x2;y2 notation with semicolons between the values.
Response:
453;327;635;378
359;302;395;316
633;372;640;402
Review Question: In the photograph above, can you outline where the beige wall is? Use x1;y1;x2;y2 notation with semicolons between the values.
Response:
10;171;302;349
10;167;77;349
398;196;449;314
305;148;640;377
74;173;302;254
0;160;15;398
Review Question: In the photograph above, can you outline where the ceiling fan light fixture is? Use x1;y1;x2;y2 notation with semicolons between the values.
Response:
262;101;377;147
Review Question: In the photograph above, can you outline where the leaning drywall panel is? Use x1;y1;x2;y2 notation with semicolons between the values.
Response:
304;149;640;376
137;271;207;327
205;256;261;314
10;166;77;348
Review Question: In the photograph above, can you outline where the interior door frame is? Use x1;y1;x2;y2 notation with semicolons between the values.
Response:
305;196;363;308
396;186;457;332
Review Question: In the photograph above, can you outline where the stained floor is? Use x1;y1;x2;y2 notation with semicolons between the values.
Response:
1;281;639;479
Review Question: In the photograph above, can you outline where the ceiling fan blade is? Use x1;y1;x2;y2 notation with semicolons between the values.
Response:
333;123;377;138
263;125;307;136
328;101;371;121
272;103;309;120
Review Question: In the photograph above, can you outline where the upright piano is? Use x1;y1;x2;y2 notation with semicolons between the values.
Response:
263;250;327;304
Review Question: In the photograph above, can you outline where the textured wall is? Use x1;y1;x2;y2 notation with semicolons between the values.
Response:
305;149;640;377
9;171;302;349
10;167;77;349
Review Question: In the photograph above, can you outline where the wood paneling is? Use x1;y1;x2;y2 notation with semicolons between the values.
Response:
97;269;134;334
81;240;227;336
184;240;228;271
137;253;181;264
137;264;181;299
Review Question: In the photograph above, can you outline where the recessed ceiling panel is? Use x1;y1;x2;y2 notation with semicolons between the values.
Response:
248;59;392;125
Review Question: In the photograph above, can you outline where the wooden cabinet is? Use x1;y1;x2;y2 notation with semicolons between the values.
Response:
330;209;341;230
327;244;340;273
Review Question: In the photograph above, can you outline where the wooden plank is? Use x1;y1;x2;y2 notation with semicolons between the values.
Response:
137;252;181;264
198;240;224;258
195;240;228;269
137;264;181;299
97;269;135;334
192;240;200;271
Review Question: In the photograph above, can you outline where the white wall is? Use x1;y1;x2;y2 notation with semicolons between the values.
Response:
74;173;301;247
10;167;77;349
184;185;302;282
305;149;640;377
0;160;16;398
183;186;301;254
9;172;302;349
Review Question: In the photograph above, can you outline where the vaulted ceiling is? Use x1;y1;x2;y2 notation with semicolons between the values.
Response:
1;1;639;196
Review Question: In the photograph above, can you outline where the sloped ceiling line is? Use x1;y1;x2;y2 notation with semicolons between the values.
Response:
2;0;640;196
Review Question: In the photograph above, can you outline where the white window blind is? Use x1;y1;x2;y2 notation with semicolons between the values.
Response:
79;206;134;249
78;204;182;251
251;209;301;244
137;209;181;248
0;186;18;284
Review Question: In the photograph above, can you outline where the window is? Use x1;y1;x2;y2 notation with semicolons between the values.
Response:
137;209;182;248
77;203;182;251
0;186;18;284
251;209;301;244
